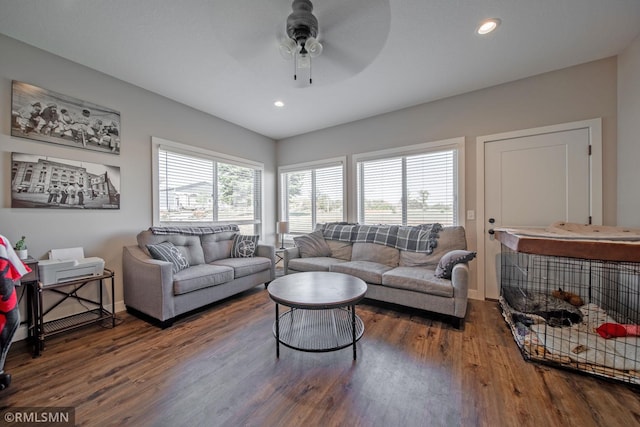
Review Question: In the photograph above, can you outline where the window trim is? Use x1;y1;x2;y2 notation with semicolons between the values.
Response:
151;136;264;227
351;137;465;226
278;156;347;234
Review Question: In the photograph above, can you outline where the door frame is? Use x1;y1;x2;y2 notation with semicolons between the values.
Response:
474;118;603;300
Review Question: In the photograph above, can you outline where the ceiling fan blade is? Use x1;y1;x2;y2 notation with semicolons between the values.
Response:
312;0;391;77
315;0;389;35
318;40;371;75
210;0;289;65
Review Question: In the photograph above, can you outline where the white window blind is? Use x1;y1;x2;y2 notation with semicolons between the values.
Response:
280;161;344;234
357;149;457;226
158;146;262;234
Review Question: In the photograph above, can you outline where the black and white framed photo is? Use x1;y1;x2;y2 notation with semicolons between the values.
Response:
11;153;120;210
11;81;121;155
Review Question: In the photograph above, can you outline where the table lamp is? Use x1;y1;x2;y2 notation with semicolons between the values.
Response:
277;221;289;249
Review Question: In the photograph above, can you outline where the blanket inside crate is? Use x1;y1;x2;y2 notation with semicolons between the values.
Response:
501;299;640;378
502;287;583;326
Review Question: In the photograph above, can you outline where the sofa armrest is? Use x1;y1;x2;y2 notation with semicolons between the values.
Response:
451;262;470;318
122;245;176;322
256;244;276;281
283;247;300;275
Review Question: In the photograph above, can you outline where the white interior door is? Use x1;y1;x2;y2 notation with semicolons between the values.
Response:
476;119;602;300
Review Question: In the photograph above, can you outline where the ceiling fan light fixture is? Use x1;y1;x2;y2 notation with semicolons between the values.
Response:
297;52;311;69
279;37;298;59
305;37;323;57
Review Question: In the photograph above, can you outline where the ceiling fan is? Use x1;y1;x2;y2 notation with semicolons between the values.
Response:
279;0;324;84
210;0;390;87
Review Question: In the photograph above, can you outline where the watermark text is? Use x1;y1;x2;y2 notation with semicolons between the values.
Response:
1;407;75;426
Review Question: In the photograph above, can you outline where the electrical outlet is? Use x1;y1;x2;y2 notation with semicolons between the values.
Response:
466;210;475;220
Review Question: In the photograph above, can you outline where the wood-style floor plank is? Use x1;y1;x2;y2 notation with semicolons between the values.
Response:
2;286;639;427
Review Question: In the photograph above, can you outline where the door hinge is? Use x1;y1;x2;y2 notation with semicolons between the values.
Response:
588;216;592;225
588;145;592;155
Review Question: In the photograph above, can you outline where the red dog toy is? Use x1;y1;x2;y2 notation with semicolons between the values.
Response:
596;323;640;339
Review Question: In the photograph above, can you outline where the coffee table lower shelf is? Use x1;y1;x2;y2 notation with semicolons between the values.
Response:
273;307;364;352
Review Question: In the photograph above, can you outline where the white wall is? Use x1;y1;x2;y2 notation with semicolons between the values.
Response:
618;34;640;227
0;34;277;314
277;57;618;294
1;29;625;309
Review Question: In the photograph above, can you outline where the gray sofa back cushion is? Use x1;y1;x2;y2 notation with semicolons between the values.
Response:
399;226;467;268
326;239;352;260
201;231;236;263
351;242;399;267
137;230;205;266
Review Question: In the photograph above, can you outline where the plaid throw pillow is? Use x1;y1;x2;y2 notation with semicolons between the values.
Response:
146;241;190;273
232;234;259;258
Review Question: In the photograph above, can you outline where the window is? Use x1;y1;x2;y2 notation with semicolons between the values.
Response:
279;158;346;234
153;137;263;235
355;138;464;226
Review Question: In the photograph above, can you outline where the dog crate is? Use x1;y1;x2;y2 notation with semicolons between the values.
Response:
495;223;640;385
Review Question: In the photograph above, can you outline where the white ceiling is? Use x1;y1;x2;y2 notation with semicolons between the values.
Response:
1;0;639;140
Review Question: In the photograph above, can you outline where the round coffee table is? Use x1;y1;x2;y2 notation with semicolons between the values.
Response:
267;271;367;360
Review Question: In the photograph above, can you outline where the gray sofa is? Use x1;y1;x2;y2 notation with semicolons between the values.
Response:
123;226;275;327
283;224;473;327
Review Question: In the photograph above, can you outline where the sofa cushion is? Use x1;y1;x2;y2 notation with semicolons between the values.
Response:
212;256;271;278
146;242;190;273
137;230;205;266
201;231;236;263
326;239;352;261
351;243;399;267
231;234;259;258
288;257;347;272
330;261;393;284
435;250;476;279
382;267;453;298
399;226;467;268
173;264;234;295
293;230;332;258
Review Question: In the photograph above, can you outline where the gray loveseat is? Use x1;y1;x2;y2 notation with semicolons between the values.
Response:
123;226;275;327
283;224;473;327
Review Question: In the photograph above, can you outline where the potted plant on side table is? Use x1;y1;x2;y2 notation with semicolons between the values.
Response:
14;236;27;260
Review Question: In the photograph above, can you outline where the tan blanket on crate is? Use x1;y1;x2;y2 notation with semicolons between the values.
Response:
503;222;640;241
495;222;640;262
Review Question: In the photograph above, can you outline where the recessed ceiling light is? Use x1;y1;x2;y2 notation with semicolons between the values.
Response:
274;100;285;108
477;18;501;35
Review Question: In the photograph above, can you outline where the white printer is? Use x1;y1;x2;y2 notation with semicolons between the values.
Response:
38;247;105;286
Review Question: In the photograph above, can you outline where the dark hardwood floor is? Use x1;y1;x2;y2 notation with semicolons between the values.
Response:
2;285;639;427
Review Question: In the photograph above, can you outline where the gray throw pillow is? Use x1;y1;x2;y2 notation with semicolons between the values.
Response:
293;230;332;258
435;250;476;279
232;234;259;258
146;241;190;273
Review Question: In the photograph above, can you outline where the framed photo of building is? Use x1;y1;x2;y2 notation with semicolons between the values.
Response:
11;153;120;210
11;81;121;155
